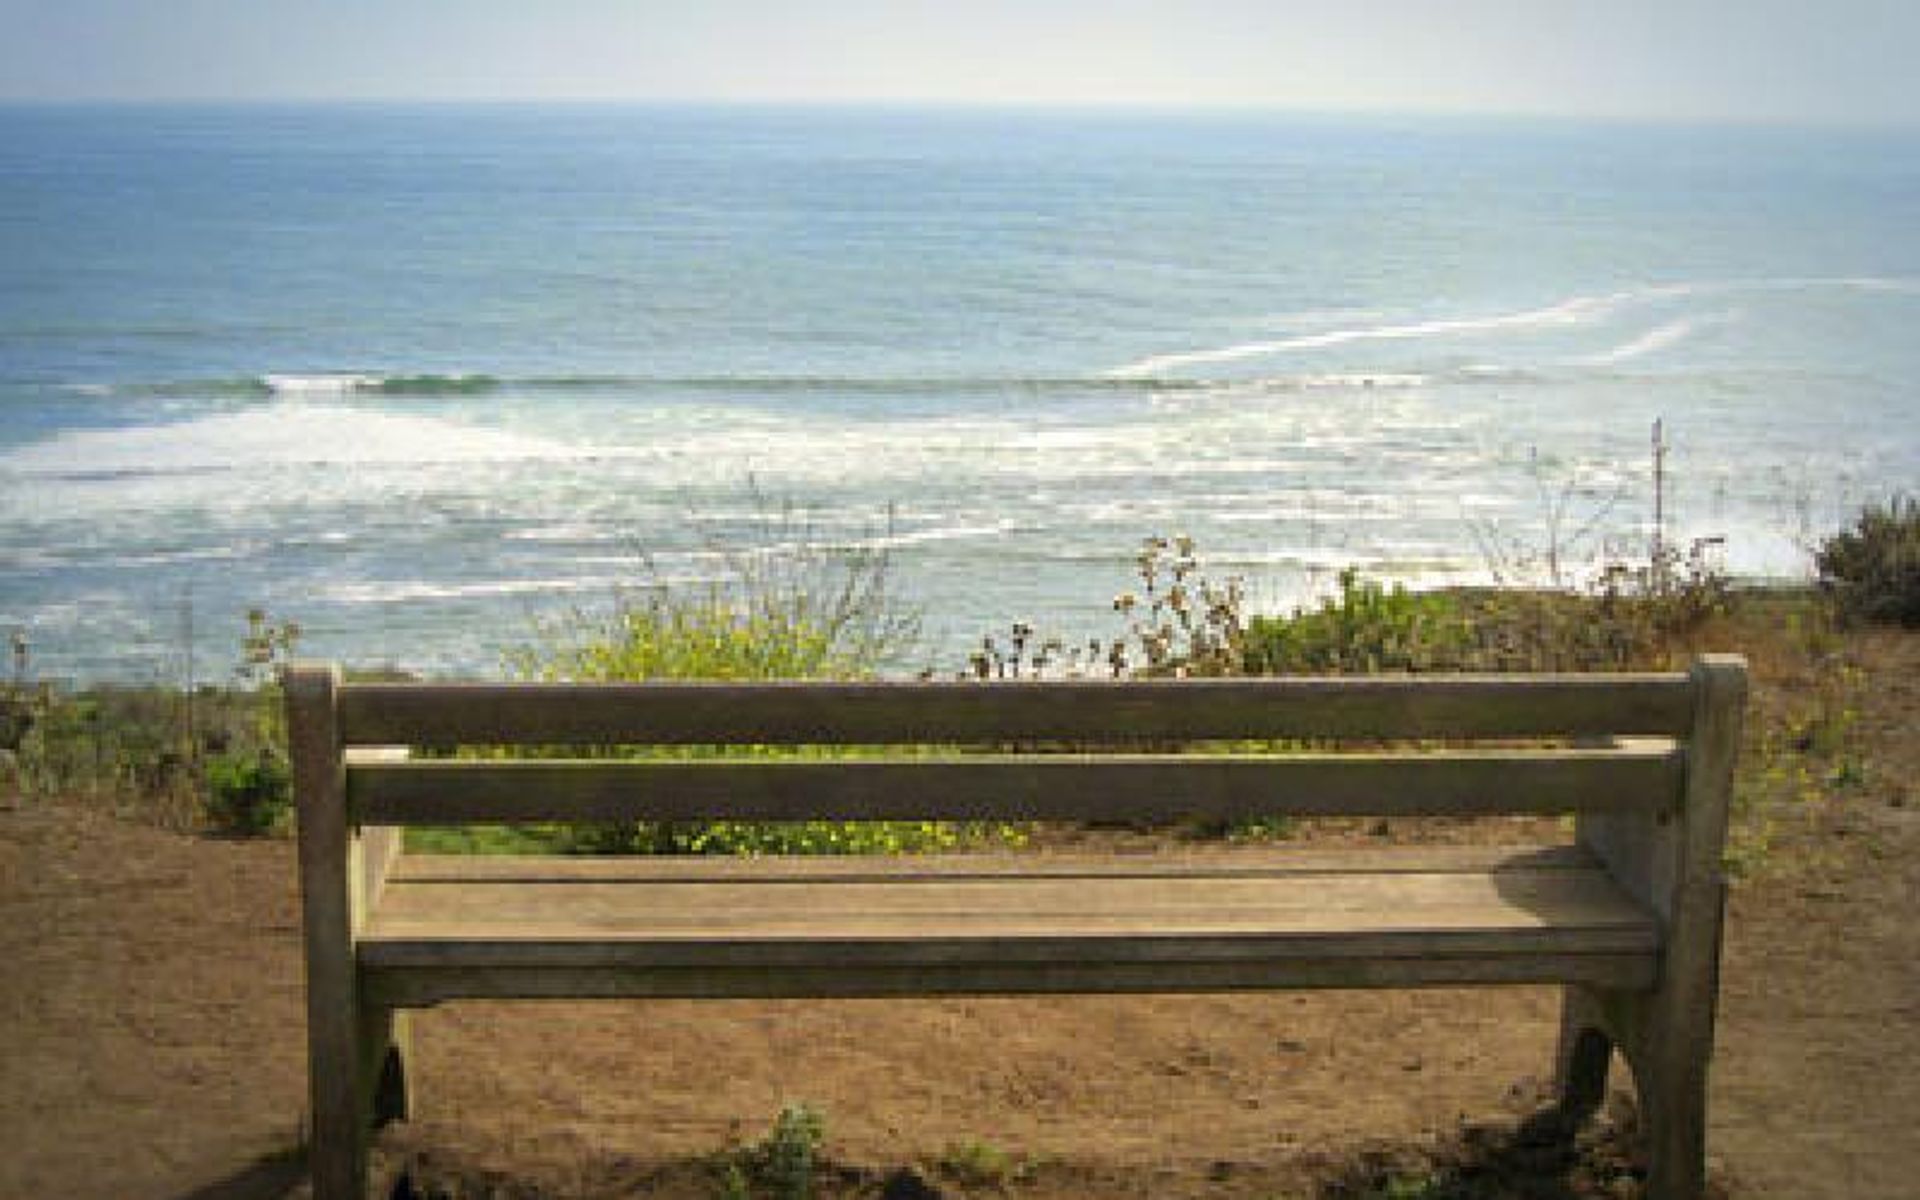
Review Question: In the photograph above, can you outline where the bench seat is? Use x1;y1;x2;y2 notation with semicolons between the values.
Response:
357;845;1659;1006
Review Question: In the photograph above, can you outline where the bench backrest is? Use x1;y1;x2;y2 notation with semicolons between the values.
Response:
289;659;1745;920
301;667;1733;817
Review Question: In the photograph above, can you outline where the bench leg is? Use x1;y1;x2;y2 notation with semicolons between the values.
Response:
1555;984;1711;1199
306;1022;367;1200
361;1006;413;1128
1555;984;1614;1119
1620;997;1711;1200
1561;986;1709;1200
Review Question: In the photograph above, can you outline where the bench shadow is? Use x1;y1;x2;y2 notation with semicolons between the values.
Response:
170;1147;307;1200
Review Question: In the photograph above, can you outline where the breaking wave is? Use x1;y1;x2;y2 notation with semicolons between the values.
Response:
1106;276;1920;378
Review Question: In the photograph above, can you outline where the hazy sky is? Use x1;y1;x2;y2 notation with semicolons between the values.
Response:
3;0;1918;126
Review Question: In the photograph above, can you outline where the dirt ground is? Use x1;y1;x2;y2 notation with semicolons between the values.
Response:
3;626;1917;1199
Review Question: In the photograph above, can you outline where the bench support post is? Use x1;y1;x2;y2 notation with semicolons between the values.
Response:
290;664;369;1200
1562;656;1743;1199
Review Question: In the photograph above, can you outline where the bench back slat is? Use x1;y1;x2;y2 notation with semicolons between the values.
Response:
336;674;1695;746
347;745;1683;825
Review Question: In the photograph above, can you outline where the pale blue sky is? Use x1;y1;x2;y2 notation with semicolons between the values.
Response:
3;0;1918;126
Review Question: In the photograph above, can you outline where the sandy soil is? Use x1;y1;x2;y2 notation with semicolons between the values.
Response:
2;627;1916;1198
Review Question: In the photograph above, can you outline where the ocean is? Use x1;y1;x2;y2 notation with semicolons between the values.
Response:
2;104;1917;682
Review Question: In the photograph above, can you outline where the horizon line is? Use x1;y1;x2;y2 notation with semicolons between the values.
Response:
1;95;1915;134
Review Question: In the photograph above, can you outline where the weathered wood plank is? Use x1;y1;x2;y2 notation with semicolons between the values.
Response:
349;747;1684;824
366;868;1644;931
363;918;1658;957
361;952;1659;1007
337;674;1696;746
358;859;1657;976
287;663;365;1200
348;750;411;926
1644;654;1748;1199
389;844;1594;883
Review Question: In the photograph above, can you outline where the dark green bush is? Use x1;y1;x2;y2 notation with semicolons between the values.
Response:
1242;554;1729;678
1817;496;1920;627
203;747;292;835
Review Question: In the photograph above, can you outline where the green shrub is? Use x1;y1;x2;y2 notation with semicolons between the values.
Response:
1244;569;1473;674
486;517;1021;857
512;504;916;684
515;591;858;684
1242;547;1730;678
0;692;32;754
1817;496;1920;627
203;747;292;835
9;686;201;815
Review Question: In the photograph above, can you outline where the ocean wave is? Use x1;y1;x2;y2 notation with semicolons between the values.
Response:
1106;284;1698;377
1106;275;1920;378
55;372;507;399
0;401;589;479
61;371;1193;399
263;372;503;396
43;369;1457;402
1581;310;1741;366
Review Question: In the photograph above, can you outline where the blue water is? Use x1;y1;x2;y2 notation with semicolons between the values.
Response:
3;104;1918;681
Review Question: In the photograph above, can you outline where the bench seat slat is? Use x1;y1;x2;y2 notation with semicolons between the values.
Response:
357;850;1659;1002
362;954;1659;1005
348;748;1683;824
338;675;1696;746
386;844;1597;882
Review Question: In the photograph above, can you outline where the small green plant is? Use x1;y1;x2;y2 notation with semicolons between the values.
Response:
1727;615;1868;878
1817;495;1920;627
1372;1171;1450;1199
937;1138;1021;1188
715;1159;752;1200
719;1103;825;1200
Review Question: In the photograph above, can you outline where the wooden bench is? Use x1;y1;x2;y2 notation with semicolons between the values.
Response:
287;657;1746;1199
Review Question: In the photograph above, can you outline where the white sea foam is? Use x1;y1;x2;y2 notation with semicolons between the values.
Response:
1106;286;1694;377
0;402;587;478
1105;275;1920;378
860;519;1023;549
321;577;620;605
1837;276;1920;294
260;373;383;394
504;524;630;544
1582;309;1742;365
1293;372;1432;390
